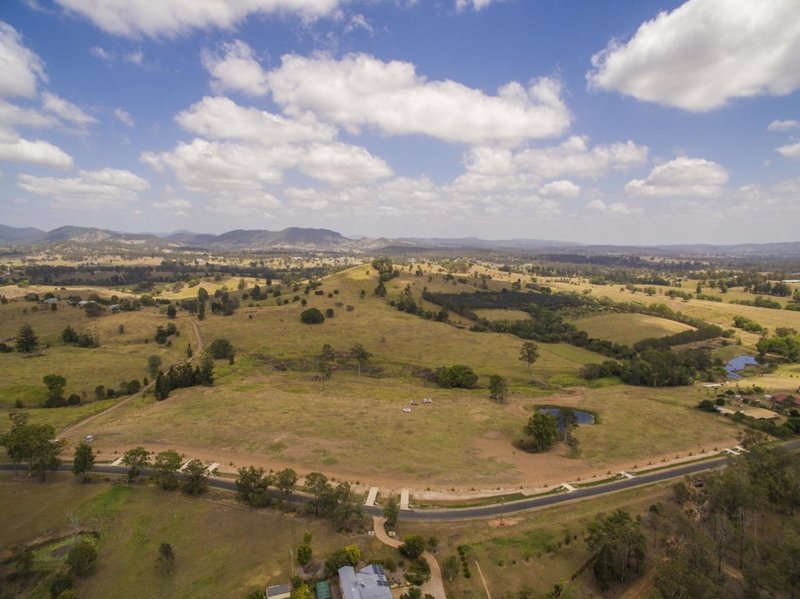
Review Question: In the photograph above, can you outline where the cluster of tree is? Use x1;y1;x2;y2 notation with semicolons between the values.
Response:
372;257;399;282
435;365;478;389
154;354;214;400
210;289;239;316
733;315;764;333
423;290;587;316
581;348;720;387
633;324;724;352
154;322;177;344
747;280;793;297
730;296;783;310
519;411;558;453
756;329;800;362
119;446;208;494
586;509;646;591
234;465;298;507
649;444;800;598
14;261;334;288
61;325;99;348
0;413;63;480
235;468;363;530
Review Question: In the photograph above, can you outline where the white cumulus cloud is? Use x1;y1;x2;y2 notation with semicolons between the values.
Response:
456;0;499;11
777;142;800;158
588;0;800;111
176;96;334;143
767;119;800;132
539;180;581;199
625;157;728;198
586;199;643;216
42;92;96;132
54;0;342;38
0;22;47;98
266;53;571;145
114;107;134;127
17;168;150;209
201;40;269;96
0;135;73;170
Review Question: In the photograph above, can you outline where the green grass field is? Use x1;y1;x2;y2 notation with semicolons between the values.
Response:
0;296;193;433
570;312;695;346
473;308;532;322
0;474;387;599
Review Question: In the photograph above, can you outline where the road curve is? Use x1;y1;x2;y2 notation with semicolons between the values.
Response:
5;439;799;521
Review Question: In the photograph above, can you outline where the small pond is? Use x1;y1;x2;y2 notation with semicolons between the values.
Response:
725;355;759;379
537;407;595;427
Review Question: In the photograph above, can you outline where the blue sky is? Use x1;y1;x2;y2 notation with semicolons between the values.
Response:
0;0;798;244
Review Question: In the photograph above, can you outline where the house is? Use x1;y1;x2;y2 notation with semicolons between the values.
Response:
741;407;780;421
338;565;393;599
266;583;291;599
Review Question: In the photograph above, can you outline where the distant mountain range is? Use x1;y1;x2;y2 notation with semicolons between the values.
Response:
1;223;799;257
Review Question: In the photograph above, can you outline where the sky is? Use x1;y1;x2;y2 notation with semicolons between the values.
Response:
0;0;798;244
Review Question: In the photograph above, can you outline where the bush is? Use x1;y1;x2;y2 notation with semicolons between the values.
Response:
435;365;478;389
300;308;325;325
208;338;234;360
66;540;97;577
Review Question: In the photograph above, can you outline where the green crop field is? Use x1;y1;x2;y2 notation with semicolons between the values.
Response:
571;313;695;345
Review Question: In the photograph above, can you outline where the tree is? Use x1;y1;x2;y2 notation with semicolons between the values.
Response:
442;555;460;582
300;308;325;324
157;542;176;574
1;413;63;480
305;472;329;515
319;344;335;391
557;408;579;442
147;355;162;378
274;467;298;499
121;446;150;483
197;352;215;386
43;374;67;407
350;343;372;376
345;543;361;566
522;412;558;452
166;304;177;319
182;459;208;495
435;364;478;389
519;341;539;371
297;543;313;566
72;443;95;483
152;449;182;490
15;324;39;353
235;466;273;507
400;535;426;560
66;540;97;577
383;494;400;529
208;338;234;360
585;509;646;590
488;375;508;402
62;326;79;344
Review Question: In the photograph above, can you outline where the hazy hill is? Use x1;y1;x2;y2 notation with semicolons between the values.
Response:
1;223;799;257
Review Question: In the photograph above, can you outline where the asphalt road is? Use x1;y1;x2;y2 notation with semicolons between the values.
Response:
6;438;800;522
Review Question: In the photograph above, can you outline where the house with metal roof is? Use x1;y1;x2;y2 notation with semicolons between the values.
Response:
266;583;291;599
338;565;392;599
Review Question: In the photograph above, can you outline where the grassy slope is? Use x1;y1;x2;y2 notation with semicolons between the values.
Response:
0;474;384;599
59;265;740;486
571;313;695;346
0;299;190;419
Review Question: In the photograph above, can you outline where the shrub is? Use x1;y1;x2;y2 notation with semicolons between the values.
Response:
435;365;478;389
300;308;325;324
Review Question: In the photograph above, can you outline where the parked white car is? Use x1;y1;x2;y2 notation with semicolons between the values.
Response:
402;407;412;413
